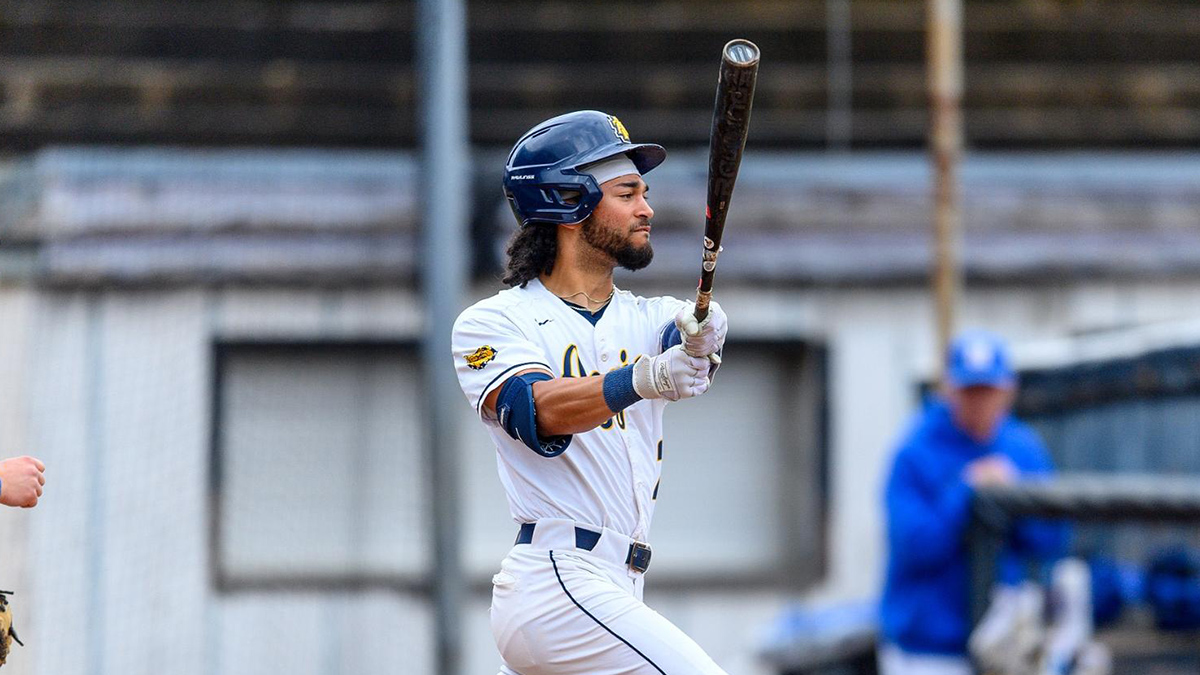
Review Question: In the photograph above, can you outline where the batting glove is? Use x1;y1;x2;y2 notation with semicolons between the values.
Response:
675;300;727;363
632;345;711;402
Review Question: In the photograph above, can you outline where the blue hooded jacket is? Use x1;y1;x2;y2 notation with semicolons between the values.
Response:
880;399;1068;656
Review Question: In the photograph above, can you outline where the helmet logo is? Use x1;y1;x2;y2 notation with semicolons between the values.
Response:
608;116;631;143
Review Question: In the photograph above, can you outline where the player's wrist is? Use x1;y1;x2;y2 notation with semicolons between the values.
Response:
631;354;664;400
602;364;643;412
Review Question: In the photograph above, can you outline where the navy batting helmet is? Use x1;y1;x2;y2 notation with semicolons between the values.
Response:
503;111;666;226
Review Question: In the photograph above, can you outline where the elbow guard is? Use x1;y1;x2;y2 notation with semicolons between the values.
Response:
495;372;572;457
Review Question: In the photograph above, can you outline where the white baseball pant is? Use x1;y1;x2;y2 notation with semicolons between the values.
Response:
490;518;728;675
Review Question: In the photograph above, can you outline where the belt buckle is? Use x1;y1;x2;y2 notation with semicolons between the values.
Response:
626;541;652;573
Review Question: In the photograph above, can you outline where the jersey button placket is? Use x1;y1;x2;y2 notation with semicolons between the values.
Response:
616;423;645;534
634;480;648;534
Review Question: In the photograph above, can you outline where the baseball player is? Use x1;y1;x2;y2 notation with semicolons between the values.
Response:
452;110;729;675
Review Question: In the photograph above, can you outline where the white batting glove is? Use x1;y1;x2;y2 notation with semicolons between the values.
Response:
675;300;727;364
632;345;711;402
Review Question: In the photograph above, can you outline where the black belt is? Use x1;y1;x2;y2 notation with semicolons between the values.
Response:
515;522;653;573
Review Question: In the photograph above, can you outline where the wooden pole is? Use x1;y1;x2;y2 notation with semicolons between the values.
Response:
928;0;964;384
826;0;852;150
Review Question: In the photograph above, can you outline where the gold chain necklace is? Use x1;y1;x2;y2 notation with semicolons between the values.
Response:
555;286;615;310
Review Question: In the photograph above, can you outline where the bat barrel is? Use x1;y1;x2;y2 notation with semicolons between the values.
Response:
695;39;759;314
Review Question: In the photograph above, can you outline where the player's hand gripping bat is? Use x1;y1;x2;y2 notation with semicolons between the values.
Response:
694;39;759;325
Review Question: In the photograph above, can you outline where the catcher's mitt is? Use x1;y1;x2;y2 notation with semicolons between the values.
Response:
0;591;23;667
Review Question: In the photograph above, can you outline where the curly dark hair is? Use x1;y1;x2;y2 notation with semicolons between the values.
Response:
502;223;558;287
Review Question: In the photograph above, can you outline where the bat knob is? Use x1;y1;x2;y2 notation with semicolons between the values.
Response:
723;39;760;67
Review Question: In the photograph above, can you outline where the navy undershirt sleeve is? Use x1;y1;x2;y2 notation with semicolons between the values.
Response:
659;320;723;378
659;322;682;352
495;372;572;457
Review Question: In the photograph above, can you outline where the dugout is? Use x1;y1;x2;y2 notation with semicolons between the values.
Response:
965;325;1200;674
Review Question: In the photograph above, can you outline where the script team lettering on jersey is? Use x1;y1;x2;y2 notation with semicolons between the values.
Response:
562;343;631;430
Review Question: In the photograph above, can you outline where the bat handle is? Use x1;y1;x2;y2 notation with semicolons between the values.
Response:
689;288;721;365
694;287;712;323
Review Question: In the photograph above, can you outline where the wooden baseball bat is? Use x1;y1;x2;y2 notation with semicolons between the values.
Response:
694;39;759;323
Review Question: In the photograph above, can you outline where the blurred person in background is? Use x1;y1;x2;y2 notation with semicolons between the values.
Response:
879;330;1067;675
0;456;44;508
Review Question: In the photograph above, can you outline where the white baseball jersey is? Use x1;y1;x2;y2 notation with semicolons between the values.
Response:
452;277;687;542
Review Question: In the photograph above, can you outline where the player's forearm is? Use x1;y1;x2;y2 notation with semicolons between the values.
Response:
532;377;617;435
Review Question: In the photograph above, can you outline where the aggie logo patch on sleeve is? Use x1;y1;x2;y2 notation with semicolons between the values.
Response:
465;345;498;370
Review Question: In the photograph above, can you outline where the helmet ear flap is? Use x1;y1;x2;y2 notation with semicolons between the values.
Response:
566;183;604;224
506;193;523;225
505;173;603;226
534;187;583;207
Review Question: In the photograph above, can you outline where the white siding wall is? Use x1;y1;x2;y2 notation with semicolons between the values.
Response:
3;278;1200;674
0;288;34;675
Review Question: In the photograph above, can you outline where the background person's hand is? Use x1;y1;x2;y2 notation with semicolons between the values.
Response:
965;454;1017;489
0;456;45;508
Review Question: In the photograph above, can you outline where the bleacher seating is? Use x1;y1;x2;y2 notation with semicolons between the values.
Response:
0;0;1196;149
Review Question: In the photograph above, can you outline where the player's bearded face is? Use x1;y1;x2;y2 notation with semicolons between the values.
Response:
582;177;654;271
